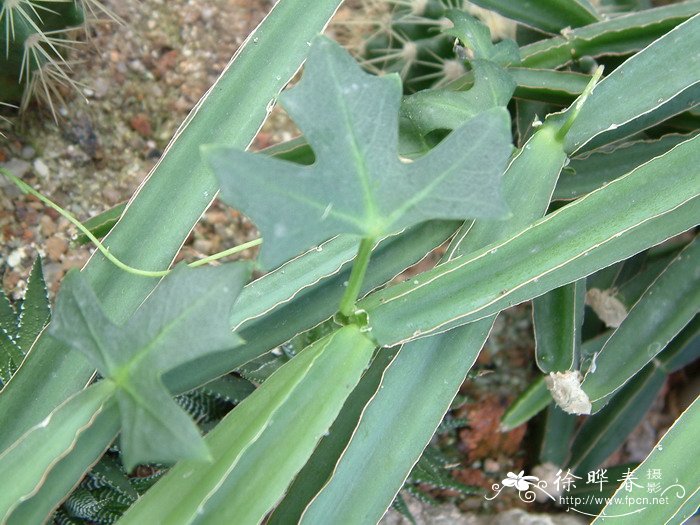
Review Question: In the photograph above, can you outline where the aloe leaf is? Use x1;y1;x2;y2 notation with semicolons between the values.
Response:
520;1;700;69
5;407;120;525
593;395;700;523
501;376;551;431
554;134;694;200
564;14;700;153
268;346;399;523
0;380;116;521
534;279;586;373
0;331;22;385
208;37;512;269
578;85;699;153
539;404;577;466
510;68;592;105
300;95;573;524
582;236;700;411
15;256;50;352
48;263;250;469
300;324;491;524
120;325;375;525
0;289;22;384
571;364;666;475
0;289;16;335
466;0;599;33
0;0;345;452
362;135;700;346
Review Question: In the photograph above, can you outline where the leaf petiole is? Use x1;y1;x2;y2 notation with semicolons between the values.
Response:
1;168;261;278
338;237;375;318
555;65;604;141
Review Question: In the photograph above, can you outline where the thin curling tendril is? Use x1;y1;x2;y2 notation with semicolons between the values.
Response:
0;167;262;278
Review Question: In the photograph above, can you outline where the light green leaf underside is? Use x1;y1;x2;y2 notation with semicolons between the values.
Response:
208;36;512;268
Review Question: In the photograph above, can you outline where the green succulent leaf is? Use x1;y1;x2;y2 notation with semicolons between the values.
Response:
120;325;376;525
564;13;700;153
534;279;586;373
465;0;599;33
593;395;700;524
0;380;116;522
399;60;516;156
300;101;572;524
443;10;520;66
0;288;17;338
500;376;551;432
207;36;513;269
0;0;346;458
582;236;700;411
47;263;250;469
0;257;50;385
520;2;700;69
16;256;50;352
539;403;578;466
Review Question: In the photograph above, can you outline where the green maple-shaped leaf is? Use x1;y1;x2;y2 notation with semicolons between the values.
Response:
206;36;513;269
443;10;520;66
48;263;250;470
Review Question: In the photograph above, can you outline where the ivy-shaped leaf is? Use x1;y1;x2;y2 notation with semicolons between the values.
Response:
443;10;520;66
399;60;516;156
206;36;513;269
48;263;250;470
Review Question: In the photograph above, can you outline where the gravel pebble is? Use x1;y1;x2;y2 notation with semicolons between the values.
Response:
1;0;273;295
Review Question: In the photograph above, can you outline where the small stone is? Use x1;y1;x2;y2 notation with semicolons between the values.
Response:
102;186;122;205
39;215;57;236
193;239;213;253
483;458;500;473
7;248;25;268
205;211;227;224
45;236;68;262
20;146;36;160
1;158;31;179
33;158;50;177
130;114;153;137
92;77;110;99
42;262;64;293
62;253;89;272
